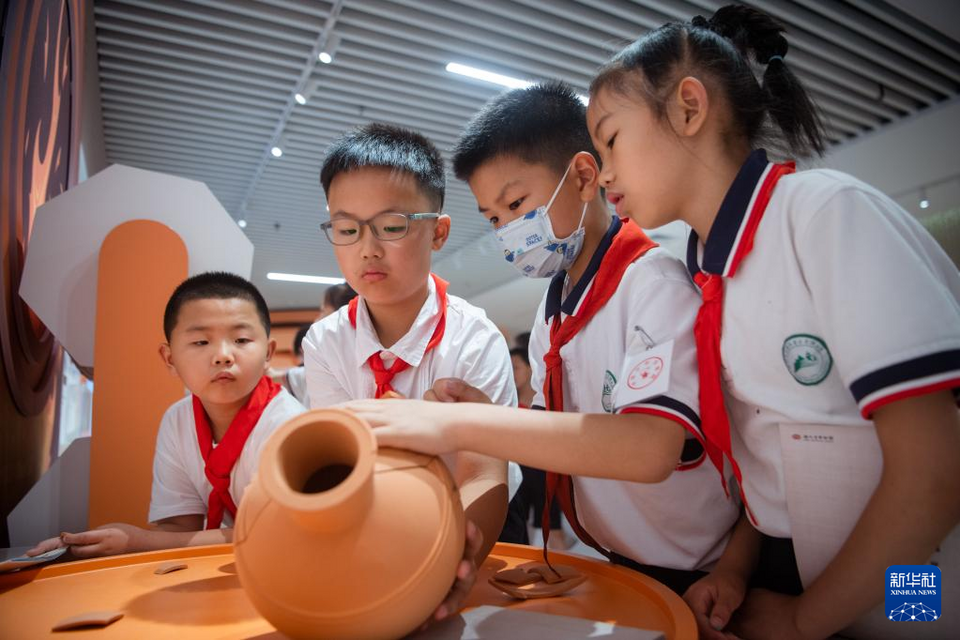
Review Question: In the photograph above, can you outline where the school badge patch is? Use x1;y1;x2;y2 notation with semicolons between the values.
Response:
601;370;616;413
782;334;832;385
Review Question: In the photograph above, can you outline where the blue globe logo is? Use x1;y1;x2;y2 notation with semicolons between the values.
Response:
888;602;939;622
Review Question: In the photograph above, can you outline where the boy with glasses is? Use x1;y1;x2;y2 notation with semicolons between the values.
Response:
302;123;514;625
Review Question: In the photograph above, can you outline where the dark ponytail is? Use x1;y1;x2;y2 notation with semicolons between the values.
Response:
591;4;826;158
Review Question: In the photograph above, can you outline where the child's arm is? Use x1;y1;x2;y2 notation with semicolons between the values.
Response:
425;382;508;562
421;451;508;623
735;390;960;640
683;510;760;639
343;384;686;483
454;451;507;564
407;381;508;626
26;515;233;559
153;514;204;532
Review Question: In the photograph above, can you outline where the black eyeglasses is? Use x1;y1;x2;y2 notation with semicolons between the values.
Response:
320;212;440;246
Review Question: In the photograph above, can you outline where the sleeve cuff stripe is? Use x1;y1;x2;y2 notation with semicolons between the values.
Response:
859;373;960;419
620;405;704;441
621;395;701;428
851;349;960;403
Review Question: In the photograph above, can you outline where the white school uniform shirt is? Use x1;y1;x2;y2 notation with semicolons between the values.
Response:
303;276;521;492
686;149;960;539
148;387;306;527
529;216;739;571
285;365;308;406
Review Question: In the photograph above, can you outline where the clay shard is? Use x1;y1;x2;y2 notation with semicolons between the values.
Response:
489;562;588;600
526;562;580;585
154;562;187;575
489;573;588;600
492;567;541;586
52;611;124;631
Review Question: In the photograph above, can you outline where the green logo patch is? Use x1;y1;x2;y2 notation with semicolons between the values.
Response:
601;370;617;413
782;334;832;385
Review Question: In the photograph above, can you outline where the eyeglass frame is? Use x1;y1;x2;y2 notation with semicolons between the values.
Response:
319;212;442;245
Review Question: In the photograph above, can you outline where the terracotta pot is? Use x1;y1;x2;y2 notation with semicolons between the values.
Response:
234;409;465;639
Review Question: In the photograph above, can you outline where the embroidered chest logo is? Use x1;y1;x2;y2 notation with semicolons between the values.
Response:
782;334;832;385
601;370;617;413
627;356;664;390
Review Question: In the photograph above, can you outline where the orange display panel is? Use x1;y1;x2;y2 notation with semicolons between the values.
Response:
88;220;188;528
0;543;696;639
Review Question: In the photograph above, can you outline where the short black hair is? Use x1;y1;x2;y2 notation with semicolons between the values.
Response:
452;81;599;182
320;123;445;210
163;272;271;340
293;323;311;357
509;346;529;366
322;282;357;311
513;331;531;354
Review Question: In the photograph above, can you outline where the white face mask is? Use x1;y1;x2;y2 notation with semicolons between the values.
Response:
494;163;588;279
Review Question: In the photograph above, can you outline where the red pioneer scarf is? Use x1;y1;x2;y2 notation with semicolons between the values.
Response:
193;375;281;529
348;273;448;398
692;161;795;526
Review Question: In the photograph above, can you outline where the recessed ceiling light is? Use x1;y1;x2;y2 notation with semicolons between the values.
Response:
294;93;307;105
267;272;345;285
445;62;530;89
318;33;340;65
238;219;247;228
446;62;588;103
271;146;283;157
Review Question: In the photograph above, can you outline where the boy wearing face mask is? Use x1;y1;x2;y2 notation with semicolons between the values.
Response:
342;82;738;594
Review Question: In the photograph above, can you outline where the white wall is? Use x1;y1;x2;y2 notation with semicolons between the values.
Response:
468;276;549;343
821;97;960;219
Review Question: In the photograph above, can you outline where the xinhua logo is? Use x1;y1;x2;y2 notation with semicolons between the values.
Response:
886;565;941;622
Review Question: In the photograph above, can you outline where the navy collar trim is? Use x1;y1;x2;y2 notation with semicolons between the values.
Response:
545;216;621;322
686;148;770;277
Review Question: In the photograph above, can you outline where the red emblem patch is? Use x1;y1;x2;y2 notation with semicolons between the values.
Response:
627;356;664;390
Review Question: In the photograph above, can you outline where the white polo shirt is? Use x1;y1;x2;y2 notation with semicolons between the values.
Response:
687;149;960;539
529;216;739;572
285;366;308;406
303;276;520;488
148;388;305;527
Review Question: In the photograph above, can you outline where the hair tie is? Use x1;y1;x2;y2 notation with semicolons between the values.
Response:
768;54;785;64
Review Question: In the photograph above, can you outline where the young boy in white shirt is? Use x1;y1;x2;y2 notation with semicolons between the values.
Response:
302;123;513;622
27;272;304;558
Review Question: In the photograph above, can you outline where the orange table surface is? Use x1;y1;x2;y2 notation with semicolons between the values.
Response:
0;542;696;639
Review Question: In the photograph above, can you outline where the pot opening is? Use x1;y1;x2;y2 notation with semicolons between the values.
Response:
302;464;354;493
277;418;360;495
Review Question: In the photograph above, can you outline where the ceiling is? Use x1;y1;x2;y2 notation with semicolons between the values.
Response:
92;0;960;310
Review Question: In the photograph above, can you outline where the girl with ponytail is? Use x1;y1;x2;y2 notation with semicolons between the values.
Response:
588;5;960;639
